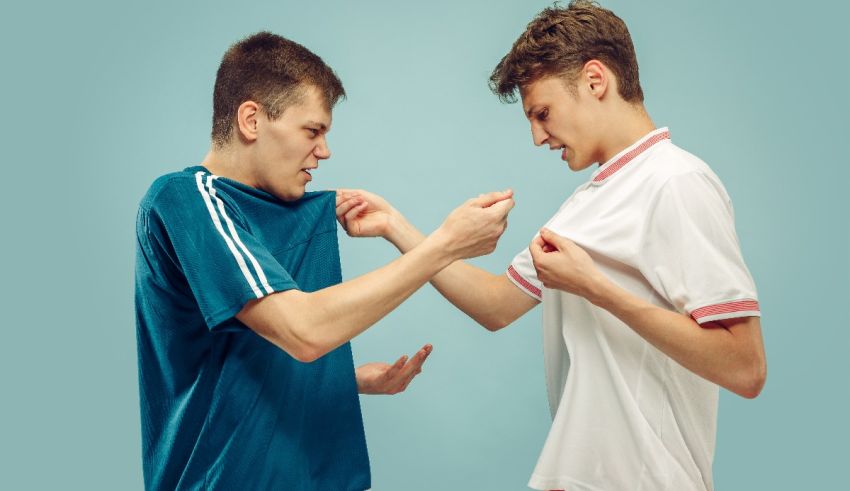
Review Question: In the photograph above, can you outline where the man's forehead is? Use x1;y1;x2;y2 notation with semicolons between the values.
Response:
520;85;541;116
289;89;333;125
521;77;574;114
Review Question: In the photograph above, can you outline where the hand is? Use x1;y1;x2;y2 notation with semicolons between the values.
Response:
529;228;608;301
355;344;433;395
335;189;399;238
434;190;515;260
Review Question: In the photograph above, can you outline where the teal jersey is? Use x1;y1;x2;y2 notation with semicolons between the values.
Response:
134;167;370;490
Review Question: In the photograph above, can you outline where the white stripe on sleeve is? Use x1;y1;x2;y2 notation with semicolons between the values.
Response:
194;172;264;299
206;175;274;295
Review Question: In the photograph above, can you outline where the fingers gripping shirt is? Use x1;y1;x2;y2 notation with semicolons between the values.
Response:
505;129;760;491
135;167;370;491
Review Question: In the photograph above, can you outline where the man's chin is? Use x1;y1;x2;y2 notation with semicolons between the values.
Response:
566;157;595;172
565;159;583;171
273;187;306;202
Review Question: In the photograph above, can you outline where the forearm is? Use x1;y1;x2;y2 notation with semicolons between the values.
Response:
587;279;765;398
242;234;454;362
385;213;525;330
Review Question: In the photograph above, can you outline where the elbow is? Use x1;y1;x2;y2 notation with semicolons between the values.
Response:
481;320;504;332
735;357;767;399
285;326;330;363
250;291;330;363
276;315;330;363
481;315;511;332
288;342;325;363
744;366;767;399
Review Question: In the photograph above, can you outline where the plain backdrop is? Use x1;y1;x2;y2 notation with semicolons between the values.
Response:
1;0;847;489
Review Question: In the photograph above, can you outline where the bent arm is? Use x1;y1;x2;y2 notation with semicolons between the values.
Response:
590;282;767;398
531;229;767;398
238;192;514;362
237;234;453;362
386;215;538;331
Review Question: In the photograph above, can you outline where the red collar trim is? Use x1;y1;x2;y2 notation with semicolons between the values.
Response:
591;128;670;184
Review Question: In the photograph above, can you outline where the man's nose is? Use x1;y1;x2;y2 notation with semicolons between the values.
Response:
531;124;548;147
315;138;331;159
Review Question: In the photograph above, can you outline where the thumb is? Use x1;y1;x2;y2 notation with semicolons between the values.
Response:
470;189;513;208
529;235;545;260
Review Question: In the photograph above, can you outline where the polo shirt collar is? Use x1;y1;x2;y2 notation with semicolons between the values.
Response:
590;127;670;185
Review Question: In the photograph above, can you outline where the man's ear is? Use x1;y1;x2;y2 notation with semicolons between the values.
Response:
236;101;261;143
582;60;609;100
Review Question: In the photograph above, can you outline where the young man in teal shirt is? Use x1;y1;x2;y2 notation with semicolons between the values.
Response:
135;32;514;490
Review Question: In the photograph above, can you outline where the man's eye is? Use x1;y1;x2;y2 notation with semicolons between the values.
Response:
537;109;549;121
308;128;320;137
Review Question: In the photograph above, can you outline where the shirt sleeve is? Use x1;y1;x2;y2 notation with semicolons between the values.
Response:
638;171;760;325
146;176;299;330
506;239;544;301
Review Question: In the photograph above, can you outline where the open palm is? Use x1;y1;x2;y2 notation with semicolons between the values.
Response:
356;344;433;395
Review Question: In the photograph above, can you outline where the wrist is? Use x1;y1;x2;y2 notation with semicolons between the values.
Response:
385;211;424;252
584;274;617;308
420;228;458;267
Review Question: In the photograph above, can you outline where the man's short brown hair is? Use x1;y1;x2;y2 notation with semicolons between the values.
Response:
489;1;643;104
211;32;345;147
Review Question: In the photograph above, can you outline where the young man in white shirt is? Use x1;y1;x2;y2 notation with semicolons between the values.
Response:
336;1;766;489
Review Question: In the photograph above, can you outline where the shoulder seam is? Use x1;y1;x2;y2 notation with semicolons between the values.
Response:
141;172;205;212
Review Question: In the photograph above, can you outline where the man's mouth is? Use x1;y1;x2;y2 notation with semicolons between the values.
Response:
559;146;568;161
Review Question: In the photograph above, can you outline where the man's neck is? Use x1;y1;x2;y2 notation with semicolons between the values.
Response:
201;146;258;188
597;104;657;164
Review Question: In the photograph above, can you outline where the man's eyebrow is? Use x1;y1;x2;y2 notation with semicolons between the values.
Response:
306;121;328;131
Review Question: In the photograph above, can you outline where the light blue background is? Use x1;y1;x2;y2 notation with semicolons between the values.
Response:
1;0;847;489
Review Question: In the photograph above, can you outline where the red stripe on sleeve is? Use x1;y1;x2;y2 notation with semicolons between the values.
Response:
507;265;542;299
691;299;760;322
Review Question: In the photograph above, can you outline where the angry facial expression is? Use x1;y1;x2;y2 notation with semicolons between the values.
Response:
252;86;332;201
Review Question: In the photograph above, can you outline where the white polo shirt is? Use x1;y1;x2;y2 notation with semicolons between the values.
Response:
507;127;760;491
